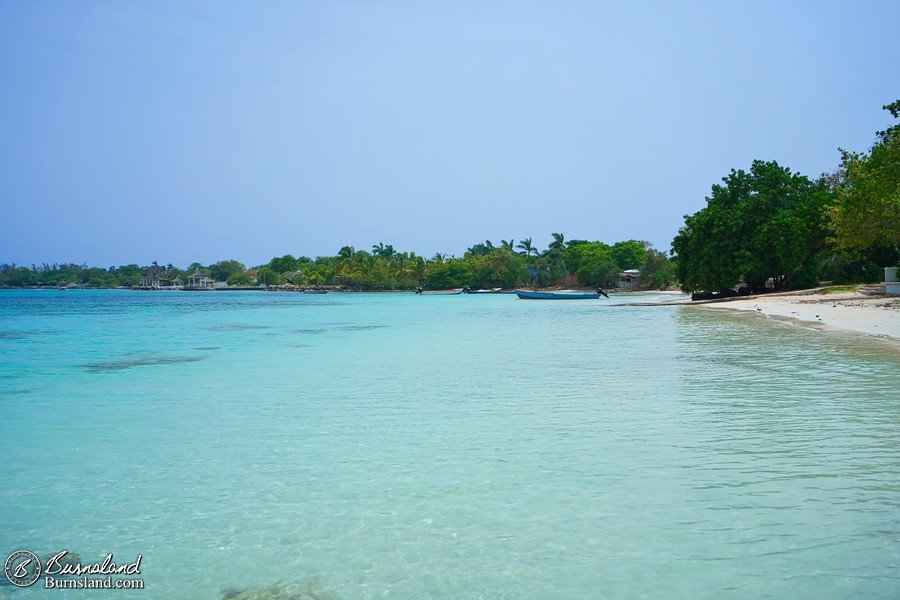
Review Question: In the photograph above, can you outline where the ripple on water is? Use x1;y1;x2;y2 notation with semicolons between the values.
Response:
83;354;209;373
202;324;272;332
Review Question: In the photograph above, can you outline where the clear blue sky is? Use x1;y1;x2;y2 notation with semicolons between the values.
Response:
2;1;898;268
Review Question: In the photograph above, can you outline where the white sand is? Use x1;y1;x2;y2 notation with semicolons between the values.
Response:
696;291;900;341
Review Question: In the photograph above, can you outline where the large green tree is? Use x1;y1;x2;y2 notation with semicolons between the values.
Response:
425;259;473;289
828;100;900;260
209;259;246;282
672;160;833;293
611;240;647;271
470;249;526;288
268;254;300;274
573;243;619;287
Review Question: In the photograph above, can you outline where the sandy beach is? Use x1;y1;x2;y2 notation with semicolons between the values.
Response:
694;289;900;341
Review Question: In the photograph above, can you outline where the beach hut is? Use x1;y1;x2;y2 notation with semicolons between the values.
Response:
617;269;641;290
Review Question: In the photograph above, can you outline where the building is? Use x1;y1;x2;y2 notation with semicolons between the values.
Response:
617;269;641;290
138;265;169;289
185;268;214;290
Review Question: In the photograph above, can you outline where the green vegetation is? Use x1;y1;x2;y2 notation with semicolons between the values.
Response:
829;101;900;255
0;236;676;291
672;100;899;294
6;103;895;294
672;160;831;293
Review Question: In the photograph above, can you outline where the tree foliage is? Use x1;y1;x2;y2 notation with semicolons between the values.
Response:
672;160;833;293
425;259;474;289
828;100;900;261
611;240;647;271
209;259;246;282
2;235;675;291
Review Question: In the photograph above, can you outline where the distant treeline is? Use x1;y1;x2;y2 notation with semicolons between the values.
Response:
672;100;899;293
0;237;676;290
6;101;896;294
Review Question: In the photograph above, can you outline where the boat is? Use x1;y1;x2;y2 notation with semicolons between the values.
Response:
416;288;464;295
514;289;606;300
465;288;503;294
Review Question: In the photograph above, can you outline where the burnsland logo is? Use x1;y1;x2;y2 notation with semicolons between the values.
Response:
4;550;144;590
4;550;41;587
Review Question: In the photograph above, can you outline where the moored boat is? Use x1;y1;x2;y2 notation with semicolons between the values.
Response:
416;287;464;295
465;287;503;294
515;289;606;300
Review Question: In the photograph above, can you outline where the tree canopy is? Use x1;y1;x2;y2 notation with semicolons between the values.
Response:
828;100;900;260
1;234;676;291
672;160;833;293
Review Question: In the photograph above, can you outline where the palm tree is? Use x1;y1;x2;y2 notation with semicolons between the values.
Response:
392;253;409;278
316;265;333;286
549;232;565;250
336;258;355;285
516;238;536;259
500;239;515;251
298;263;316;285
410;255;427;285
372;242;396;259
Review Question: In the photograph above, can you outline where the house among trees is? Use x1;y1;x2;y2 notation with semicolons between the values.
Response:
618;269;641;290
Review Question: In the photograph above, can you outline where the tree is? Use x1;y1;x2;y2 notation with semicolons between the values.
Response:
533;253;567;286
470;249;527;288
466;240;495;257
372;242;396;259
672;160;833;293
548;232;566;251
226;272;252;286
5;266;37;286
409;255;427;285
209;259;246;282
563;241;609;275
268;255;300;274
828;100;900;260
640;248;676;288
611;240;647;271
257;268;282;286
425;259;473;289
516;238;536;259
574;244;619;286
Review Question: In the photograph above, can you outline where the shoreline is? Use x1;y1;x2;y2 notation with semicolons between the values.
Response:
691;289;900;341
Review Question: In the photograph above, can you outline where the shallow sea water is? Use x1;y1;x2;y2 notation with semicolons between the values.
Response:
1;289;898;598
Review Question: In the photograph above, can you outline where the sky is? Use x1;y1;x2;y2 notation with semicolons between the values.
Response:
1;1;898;268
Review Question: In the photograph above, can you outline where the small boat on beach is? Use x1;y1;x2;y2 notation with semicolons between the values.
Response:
515;289;606;300
416;288;464;295
465;288;503;294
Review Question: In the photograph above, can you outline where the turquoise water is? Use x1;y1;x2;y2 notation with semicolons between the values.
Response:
1;289;899;599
